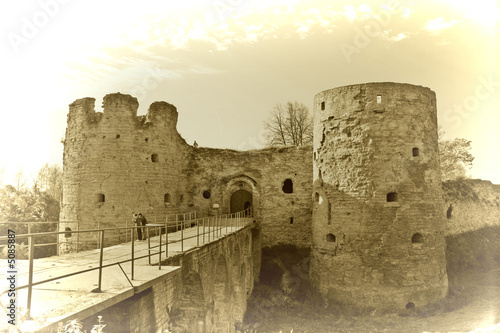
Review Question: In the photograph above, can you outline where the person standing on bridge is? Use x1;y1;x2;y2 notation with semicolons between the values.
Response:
134;213;148;240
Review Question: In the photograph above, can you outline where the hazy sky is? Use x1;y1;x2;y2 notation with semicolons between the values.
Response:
1;0;499;185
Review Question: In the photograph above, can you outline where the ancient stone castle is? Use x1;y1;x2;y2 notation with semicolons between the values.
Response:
60;82;449;311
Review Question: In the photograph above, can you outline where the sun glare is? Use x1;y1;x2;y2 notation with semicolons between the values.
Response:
455;0;500;28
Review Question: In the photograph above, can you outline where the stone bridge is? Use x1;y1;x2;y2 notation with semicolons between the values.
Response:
82;221;262;333
2;217;261;333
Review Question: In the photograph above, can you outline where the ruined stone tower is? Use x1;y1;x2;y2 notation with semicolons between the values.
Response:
59;93;192;251
310;82;448;310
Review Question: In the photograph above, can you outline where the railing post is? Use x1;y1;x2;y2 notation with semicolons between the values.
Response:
176;215;179;231
197;217;200;246
208;217;211;242
165;224;168;259
203;218;205;244
131;227;135;280
56;221;60;257
147;227;151;265
181;217;184;252
96;221;100;250
225;215;228;234
26;234;34;319
159;226;162;270
164;219;167;241
76;224;79;253
98;230;105;292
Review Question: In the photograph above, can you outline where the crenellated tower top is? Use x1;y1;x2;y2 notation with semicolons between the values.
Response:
67;93;179;131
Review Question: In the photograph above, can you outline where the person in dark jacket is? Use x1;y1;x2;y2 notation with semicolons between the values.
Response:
134;213;148;240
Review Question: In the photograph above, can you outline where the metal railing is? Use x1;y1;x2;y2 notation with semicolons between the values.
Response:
0;208;253;319
124;211;197;243
0;221;62;258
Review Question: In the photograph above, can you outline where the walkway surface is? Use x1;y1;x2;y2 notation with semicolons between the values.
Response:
1;218;252;332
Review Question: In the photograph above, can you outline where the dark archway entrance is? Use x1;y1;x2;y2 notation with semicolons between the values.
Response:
230;189;252;214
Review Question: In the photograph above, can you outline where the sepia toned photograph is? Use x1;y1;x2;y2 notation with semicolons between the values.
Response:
1;0;499;332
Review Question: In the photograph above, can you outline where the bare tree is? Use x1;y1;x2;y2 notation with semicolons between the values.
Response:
264;101;313;146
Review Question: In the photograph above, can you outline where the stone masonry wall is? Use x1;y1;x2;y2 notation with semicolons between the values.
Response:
59;94;192;251
78;225;257;333
58;87;500;328
443;179;500;235
81;268;182;333
443;180;500;274
310;83;448;311
60;93;312;252
188;146;312;247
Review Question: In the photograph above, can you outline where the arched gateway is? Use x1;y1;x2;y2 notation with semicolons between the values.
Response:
230;189;252;214
225;175;257;216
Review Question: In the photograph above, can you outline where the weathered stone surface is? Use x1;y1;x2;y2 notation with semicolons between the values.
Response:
60;84;499;318
310;83;448;311
443;179;500;235
59;93;312;252
188;146;312;247
77;226;257;333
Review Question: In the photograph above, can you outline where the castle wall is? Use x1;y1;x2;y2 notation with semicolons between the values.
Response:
60;93;312;252
443;179;500;273
59;94;192;251
187;146;313;247
443;179;500;235
59;88;499;316
310;83;448;310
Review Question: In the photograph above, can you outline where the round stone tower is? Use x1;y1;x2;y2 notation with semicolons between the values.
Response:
310;82;448;311
59;93;190;253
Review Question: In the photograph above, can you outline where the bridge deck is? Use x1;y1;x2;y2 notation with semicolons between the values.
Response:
1;218;252;332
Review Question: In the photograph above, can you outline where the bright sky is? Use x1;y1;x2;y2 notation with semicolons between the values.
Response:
0;0;499;185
